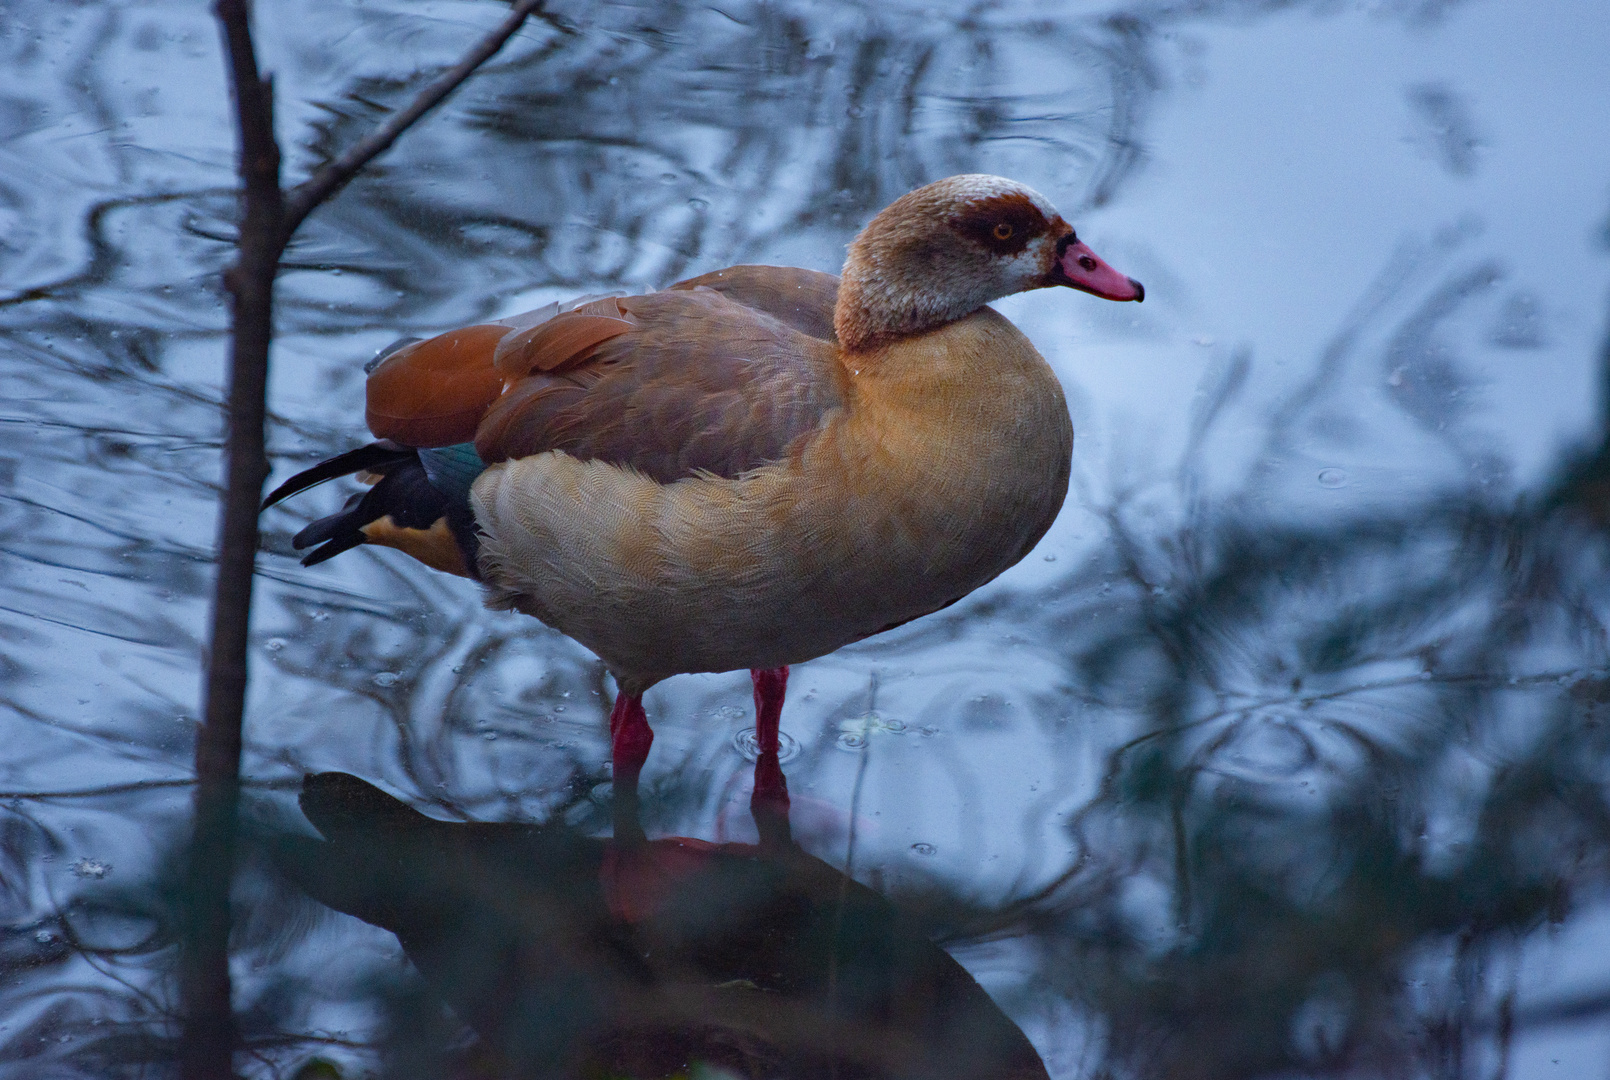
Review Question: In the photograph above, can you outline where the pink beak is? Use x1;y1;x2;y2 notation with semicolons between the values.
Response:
1049;238;1144;302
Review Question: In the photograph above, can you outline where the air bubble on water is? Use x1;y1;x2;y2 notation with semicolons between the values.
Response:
481;730;498;741
264;638;286;652
1043;553;1057;562
71;858;111;879
1317;468;1348;488
838;713;905;748
34;930;53;944
910;842;936;856
372;672;399;687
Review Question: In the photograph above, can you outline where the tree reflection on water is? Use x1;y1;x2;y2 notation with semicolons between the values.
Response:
2;0;1608;1077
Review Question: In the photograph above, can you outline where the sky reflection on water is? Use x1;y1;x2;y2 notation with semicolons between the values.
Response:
2;0;1610;1076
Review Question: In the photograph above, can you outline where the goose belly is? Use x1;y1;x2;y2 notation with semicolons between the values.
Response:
470;412;1070;683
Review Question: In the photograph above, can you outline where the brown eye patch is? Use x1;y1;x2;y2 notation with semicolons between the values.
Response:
949;192;1047;255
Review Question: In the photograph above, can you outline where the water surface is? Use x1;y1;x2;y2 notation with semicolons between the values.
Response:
3;0;1610;1076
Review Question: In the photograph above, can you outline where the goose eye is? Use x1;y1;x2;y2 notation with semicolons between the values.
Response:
993;222;1013;240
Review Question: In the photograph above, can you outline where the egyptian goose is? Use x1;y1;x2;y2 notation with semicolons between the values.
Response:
277;769;1052;1080
263;175;1143;818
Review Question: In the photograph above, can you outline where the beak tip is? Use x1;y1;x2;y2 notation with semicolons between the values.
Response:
1128;278;1145;303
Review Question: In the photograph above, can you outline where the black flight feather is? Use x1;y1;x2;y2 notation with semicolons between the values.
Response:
261;440;415;511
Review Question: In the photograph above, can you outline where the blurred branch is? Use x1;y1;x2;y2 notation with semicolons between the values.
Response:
187;2;545;1077
279;0;549;243
1503;987;1610;1032
0;778;196;801
0;776;303;801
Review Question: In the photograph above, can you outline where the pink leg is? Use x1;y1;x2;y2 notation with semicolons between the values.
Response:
752;666;788;757
609;691;653;844
609;692;653;783
750;666;791;847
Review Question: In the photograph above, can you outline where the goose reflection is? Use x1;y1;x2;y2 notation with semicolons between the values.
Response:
274;764;1048;1080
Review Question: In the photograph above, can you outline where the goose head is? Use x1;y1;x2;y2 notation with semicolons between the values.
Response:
834;174;1143;351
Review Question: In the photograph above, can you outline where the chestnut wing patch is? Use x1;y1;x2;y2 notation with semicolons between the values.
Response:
474;287;845;484
362;300;640;449
366;324;511;447
492;296;637;377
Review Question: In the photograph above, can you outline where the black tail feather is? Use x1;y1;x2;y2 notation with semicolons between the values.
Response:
289;458;443;564
298;533;368;567
280;451;481;574
261;441;414;511
293;489;371;566
291;490;365;551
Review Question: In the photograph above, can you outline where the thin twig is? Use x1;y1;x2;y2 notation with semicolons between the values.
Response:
189;2;547;1077
279;0;548;242
186;4;281;1076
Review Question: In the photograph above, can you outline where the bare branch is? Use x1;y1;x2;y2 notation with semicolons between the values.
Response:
185;2;283;1075
189;2;546;1077
279;0;548;241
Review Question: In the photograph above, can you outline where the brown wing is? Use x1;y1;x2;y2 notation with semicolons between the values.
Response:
365;324;511;448
364;268;846;483
666;265;840;343
476;280;844;482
